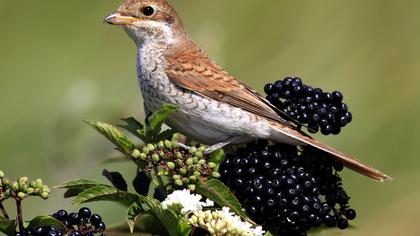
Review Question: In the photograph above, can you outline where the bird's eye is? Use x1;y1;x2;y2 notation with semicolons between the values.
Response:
142;6;155;16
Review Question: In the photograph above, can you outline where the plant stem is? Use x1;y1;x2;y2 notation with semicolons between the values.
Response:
16;200;23;232
154;167;167;196
0;201;9;219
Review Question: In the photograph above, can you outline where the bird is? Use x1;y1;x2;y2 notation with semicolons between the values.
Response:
104;0;391;181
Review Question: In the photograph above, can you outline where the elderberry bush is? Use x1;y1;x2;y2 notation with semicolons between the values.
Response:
220;141;356;236
52;207;106;236
264;77;353;135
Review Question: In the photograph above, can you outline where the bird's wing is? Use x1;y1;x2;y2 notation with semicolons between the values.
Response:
165;44;392;181
165;44;294;126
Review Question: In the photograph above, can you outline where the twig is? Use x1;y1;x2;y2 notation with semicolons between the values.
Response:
0;201;9;219
16;200;23;232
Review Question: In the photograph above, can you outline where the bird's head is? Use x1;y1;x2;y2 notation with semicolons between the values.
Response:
105;0;186;47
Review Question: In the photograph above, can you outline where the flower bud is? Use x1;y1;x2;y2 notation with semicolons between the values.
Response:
142;146;150;155
147;143;155;152
186;158;193;166
189;147;197;155
2;178;10;187
198;159;206;165
167;162;176;170
194;171;201;178
171;141;180;148
35;179;43;188
192;157;199;164
179;168;187;175
159;151;165;158
164;140;172;149
140;153;148;160
152;154;160;162
182;178;189;184
157;141;165;148
195;151;204;159
172;175;181;181
188;184;196;191
208;162;217;169
17;192;26;200
212;172;221;178
41;192;49;199
12;181;19;191
131;149;141;159
0;170;4;178
175;152;183;159
176;159;183;167
174;180;183;186
189;176;197;183
4;189;11;198
26;188;34;194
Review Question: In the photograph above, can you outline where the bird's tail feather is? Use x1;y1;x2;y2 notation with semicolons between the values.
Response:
269;122;393;182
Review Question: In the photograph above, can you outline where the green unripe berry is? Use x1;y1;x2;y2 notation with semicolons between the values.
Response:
164;140;172;149
17;192;26;200
171;141;180;148
182;178;189;184
140;153;148;161
35;178;43;188
179;168;187;175
175;152;183;159
189;176;197;183
0;170;4;178
192;157;199;164
195;151;204;159
172;175;181;181
194;171;201;178
142;147;150;155
186;158;193;166
157;141;165;148
12;182;19;191
131;149;141;159
198;159;206;165
2;178;10;187
147;143;156;152
208;162;217;169
159;151;165;158
198;146;207;152
19;183;28;192
41;192;49;199
167;162;176;170
188;147;197;155
152;154;160;162
174;179;183;186
176;159;183;167
212;172;221;178
188;184;196;191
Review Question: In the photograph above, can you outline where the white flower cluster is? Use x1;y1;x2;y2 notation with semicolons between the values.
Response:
189;207;265;236
162;189;214;214
161;189;265;236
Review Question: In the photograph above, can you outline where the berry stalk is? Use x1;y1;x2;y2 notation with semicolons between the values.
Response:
0;201;9;219
16;200;23;232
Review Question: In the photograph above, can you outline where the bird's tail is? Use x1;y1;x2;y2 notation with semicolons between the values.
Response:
269;122;393;182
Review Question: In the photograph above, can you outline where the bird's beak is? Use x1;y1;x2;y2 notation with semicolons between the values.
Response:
104;13;139;25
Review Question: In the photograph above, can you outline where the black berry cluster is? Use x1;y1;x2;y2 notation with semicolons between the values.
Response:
16;225;64;236
264;77;353;135
52;207;106;236
219;141;356;236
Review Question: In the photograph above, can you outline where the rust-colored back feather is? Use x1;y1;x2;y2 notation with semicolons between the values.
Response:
165;40;392;181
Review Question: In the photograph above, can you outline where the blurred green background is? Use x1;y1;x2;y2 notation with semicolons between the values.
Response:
0;0;419;235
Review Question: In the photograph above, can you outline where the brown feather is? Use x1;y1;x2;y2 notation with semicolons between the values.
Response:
165;40;392;181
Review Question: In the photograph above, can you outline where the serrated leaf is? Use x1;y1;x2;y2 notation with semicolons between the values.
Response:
146;104;179;141
56;179;109;198
27;216;68;233
119;117;144;139
126;201;145;233
84;120;134;154
196;179;251;222
102;169;128;191
0;218;16;235
72;186;139;206
138;195;191;236
133;171;151;196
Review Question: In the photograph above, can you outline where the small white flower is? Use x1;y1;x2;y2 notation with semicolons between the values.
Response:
162;189;214;214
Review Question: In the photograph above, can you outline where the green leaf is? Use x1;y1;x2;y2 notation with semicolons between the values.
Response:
107;216;168;236
84;120;134;154
0;218;16;236
55;179;109;198
26;216;68;233
119;117;144;139
72;186;139;206
209;149;225;170
264;232;274;236
138;195;191;236
196;179;251;222
126;201;145;233
147;104;179;134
